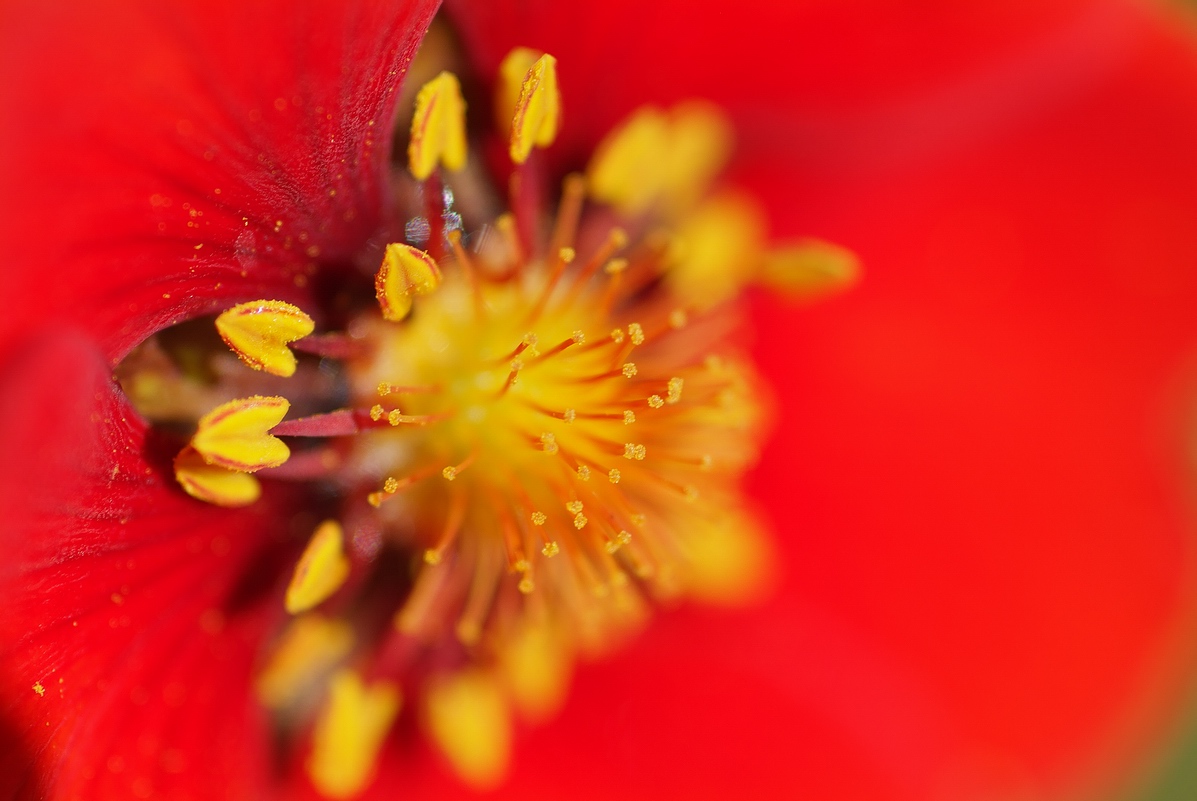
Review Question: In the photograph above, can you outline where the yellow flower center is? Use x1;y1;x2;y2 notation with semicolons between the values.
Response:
118;42;857;800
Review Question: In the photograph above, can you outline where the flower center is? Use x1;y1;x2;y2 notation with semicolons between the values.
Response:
117;44;856;799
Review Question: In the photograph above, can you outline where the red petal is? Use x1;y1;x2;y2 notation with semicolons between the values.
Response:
0;0;438;364
0;332;296;800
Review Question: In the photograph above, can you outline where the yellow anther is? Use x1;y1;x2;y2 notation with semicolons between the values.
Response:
255;614;354;710
518;576;535;594
573;513;587;530
621;363;638;378
190;395;290;472
424;548;442;565
408;71;468;181
285;520;351;614
425;671;511;790
608;468;622;484
541;541;560;558
383;477;400;494
669;308;688;329
215;300;314;378
307;670;401;799
559;246;576;264
623;443;647;460
701;454;714;471
376;382;391;396
509;53;561;164
648;394;665;409
571;330;586;344
605;530;633;554
667;191;766;308
562;408;577;423
587;106;670;214
565;500;583;514
756;239;860;298
627;323;645;345
443;466;458;481
369;404;385;421
375;243;442;322
684;485;700;502
667;377;684;404
623;410;636;425
660;101;734;211
174;447;261;507
611;328;626;344
531;511;547;526
576;465;591;481
631;513;647;527
499;623;570;723
495;47;541;137
540;432;558;454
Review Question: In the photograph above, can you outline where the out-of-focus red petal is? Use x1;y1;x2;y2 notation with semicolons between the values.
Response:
0;332;296;801
0;0;438;364
424;3;1197;800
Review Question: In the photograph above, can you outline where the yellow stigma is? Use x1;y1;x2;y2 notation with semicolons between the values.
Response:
408;71;468;180
215;300;314;377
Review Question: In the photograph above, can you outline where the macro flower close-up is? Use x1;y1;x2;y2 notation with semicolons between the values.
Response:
3;1;1197;800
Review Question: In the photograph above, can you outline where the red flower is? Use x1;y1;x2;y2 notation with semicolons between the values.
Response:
2;1;1197;800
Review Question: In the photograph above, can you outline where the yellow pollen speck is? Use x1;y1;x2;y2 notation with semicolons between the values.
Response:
667;377;684;404
518;576;535;594
627;323;645;345
562;408;576;423
541;541;560;558
576;465;591;481
565;501;583;514
32;682;45;697
383;477;400;494
610;328;625;344
408;71;468;181
190;395;290;472
608;468;621;484
621;363;637;378
370;404;384;421
375;243;442;322
215;300;314;378
531;511;547;526
509;53;561;164
285;520;351;614
623;410;636;425
623;443;647;461
648;395;665;409
540;433;558;454
573;513;587;529
443;466;458;481
307;670;401;799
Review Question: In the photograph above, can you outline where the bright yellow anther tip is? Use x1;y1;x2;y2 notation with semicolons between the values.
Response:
216;300;314;377
307;670;401;799
255;614;354;710
425;670;511;790
509;53;560;165
757;239;861;299
285;520;351;614
174;447;261;507
375;243;442;322
408;71;468;181
190;395;290;472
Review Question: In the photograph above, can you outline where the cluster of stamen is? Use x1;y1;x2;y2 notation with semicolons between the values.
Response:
121;43;857;801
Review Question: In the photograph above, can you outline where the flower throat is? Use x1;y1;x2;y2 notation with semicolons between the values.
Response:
118;46;855;799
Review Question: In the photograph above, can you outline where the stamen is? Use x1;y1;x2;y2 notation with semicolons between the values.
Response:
408;71;468;181
173;447;261;507
307;670;402;799
756;239;861;297
425;671;511;790
425;490;467;565
255;614;354;710
285;520;351;614
215;300;314;378
509;53;561;164
190;395;291;472
375;243;442;322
